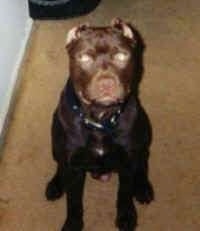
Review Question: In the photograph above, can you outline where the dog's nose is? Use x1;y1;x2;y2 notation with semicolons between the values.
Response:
102;60;109;70
98;78;116;93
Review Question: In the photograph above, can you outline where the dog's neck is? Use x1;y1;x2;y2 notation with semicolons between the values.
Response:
64;80;125;134
81;101;122;122
66;79;123;122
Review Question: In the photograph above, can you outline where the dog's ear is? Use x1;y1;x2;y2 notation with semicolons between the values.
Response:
111;18;136;44
66;23;90;49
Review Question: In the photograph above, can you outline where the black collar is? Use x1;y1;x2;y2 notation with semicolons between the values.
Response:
65;80;123;135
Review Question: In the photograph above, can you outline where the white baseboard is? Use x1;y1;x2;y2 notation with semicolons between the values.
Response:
0;18;33;151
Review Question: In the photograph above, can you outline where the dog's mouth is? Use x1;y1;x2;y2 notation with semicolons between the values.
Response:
89;78;124;105
78;85;126;106
91;172;112;182
75;73;125;106
78;90;123;106
94;94;122;106
94;97;123;107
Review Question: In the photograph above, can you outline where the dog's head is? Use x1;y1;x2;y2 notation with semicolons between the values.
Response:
66;18;137;106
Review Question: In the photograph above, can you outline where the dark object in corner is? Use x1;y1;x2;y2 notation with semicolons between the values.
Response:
28;0;101;19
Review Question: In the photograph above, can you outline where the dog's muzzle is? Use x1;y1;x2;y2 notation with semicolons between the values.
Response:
87;71;124;105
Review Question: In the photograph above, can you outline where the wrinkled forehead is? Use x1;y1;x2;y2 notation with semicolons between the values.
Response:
71;27;131;53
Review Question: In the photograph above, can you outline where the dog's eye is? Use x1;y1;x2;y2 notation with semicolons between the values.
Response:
114;52;129;62
113;52;130;68
78;54;93;63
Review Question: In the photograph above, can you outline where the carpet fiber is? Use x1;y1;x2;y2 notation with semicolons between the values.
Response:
0;0;200;230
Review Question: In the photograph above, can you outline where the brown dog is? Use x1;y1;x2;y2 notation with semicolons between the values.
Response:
46;18;154;231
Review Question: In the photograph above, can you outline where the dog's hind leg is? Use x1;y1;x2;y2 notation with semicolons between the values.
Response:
46;164;65;200
131;107;154;204
62;167;86;231
46;111;66;200
132;149;154;204
116;168;138;231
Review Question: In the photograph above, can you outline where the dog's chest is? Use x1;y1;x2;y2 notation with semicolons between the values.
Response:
66;106;136;154
86;130;113;157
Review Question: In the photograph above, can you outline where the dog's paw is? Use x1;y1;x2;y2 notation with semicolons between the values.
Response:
61;219;83;231
45;177;64;201
133;180;154;204
116;208;137;231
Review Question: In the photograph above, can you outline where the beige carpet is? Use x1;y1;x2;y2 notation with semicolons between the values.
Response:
0;0;200;230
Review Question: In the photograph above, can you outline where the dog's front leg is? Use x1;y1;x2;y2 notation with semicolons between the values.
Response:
116;168;137;231
62;167;86;231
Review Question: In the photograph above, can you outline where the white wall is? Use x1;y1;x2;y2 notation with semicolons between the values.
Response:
0;0;32;146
